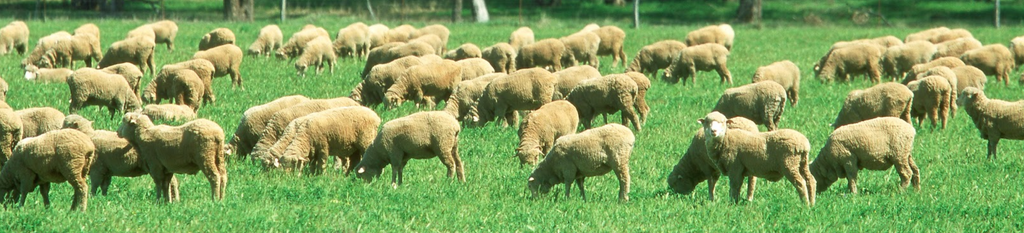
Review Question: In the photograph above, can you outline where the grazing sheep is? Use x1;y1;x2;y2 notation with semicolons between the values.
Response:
752;60;801;106
934;37;982;59
812;117;919;194
560;31;600;68
385;60;462;109
359;42;433;79
67;68;142;118
905;27;949;42
193;44;244;89
333;23;370;59
15;107;64;139
880;41;937;81
198;28;236;51
832;82;914;128
469;68;557;127
247;25;283;57
0;21;29;55
482;42;517;73
626;40;687;77
908;57;965;78
516;100;579;166
445;43;482;61
527;123;633;201
250;98;360;163
567;74;641;131
356;55;428;106
0;129;94;211
141;104;197;122
907;76;952;129
960;44;1015;86
580;23;600;32
294;37;337;77
367;24;390;48
516;38;571;72
276;28;329;60
712;81;788;131
409;34;444;55
1011;36;1024;69
455;58;495;81
100;63;144;94
271;107;381;175
853;36;904;48
667;116;758;199
98;36;155;76
930;28;973;44
685;24;735;50
958;87;1024;160
509;27;535;50
142;68;206;112
552;65;601;100
22;31;71;68
40;33;103;68
145;20;178;51
443;73;505;122
906;66;959;115
0;108;21;167
161;59;217;104
354;111;463;187
411;24;450;53
623;72;652;125
663;43;732;85
591;26;627;68
814;42;884;83
699;111;815;205
227;95;309;159
117;112;225;202
952;65;986;91
23;66;73;83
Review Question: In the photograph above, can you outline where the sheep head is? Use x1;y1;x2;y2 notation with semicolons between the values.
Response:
117;112;153;140
22;64;38;80
808;162;836;194
383;90;403;109
698;111;730;140
39;50;57;68
62;114;95;133
515;146;543;167
295;63;308;77
526;175;555;199
958;87;985;107
354;164;383;182
667;173;699;195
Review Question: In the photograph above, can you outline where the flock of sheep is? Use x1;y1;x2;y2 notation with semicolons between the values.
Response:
0;19;1021;211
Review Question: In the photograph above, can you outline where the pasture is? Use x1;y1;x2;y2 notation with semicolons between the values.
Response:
0;18;1022;231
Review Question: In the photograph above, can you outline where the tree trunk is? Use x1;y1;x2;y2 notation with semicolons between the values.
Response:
452;0;463;23
735;0;761;24
281;0;287;21
224;0;253;21
633;0;639;29
471;0;488;23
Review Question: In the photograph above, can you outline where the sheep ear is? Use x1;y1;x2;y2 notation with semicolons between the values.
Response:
357;167;365;173
697;119;704;124
726;119;734;124
528;177;535;182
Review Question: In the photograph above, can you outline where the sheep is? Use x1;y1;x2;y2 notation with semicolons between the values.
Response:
250;98;361;163
1011;36;1024;69
455;58;495;81
516;38;571;72
160;59;217;104
67;68;142;118
227;95;309;159
626;40;687;78
444;43;482;61
198;28;236;51
752;60;801;107
0;129;94;211
0;108;21;167
880;41;937;81
247;25;283;57
116;112;225;202
193;44;244;89
663;43;732;85
359;42;433;79
332;23;370;59
40;33;103;68
960;44;1015;86
592;26;627;68
908;57;965;78
832;82;914;128
294;36;337;77
811;117;919;194
100;63;144;94
15;107;64;139
356;55;429;106
527;123;633;201
0;21;29;55
934;37;982;59
906;76;952;130
958;87;1024;160
276;28;329;60
146;20;178;51
23;66;73;83
712;81;788;131
469;68;557;127
367;24;390;48
142;68;206;112
482;42;517;73
667;116;758;199
580;23;600;32
624;72;652;125
953;65;986;91
354;111;463;187
905;27;949;42
906;66;959;116
381;25;413;45
141;104;197;122
814;42;884;83
409;34;444;56
685;24;735;50
552;65;601;100
384;60;462;109
567;74;641;131
126;25;156;43
97;36;155;76
411;24;450;54
930;28;973;44
699;111;815;205
22;31;71;69
270;107;381;175
854;36;904;48
560;31;600;68
509;27;535;50
443;73;505;122
515;100;579;166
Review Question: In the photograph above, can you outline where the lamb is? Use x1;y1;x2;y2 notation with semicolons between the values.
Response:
193;44;244;89
685;24;735;50
455;58;495;81
811;117;919;194
276;28;329;60
409;34;445;55
813;42;884;83
100;63;144;93
929;28;973;44
958;87;1024;160
752;60;801;106
904;27;949;42
332;23;370;59
249;98;360;162
832;82;914;128
0;21;29;55
469;68;557;127
567;74;641;131
516;38;571;72
960;44;1015;86
552;65;601;100
141;104;197;121
699;111;815;205
384;60;462;109
527;123;633;201
247;25;283;57
271;106;381;175
934;37;982;59
67;68;142;118
662;43;732;85
294;36;337;77
411;24;450;54
1011;36;1024;68
97;36;155;75
227;95;309;159
515;100;579;166
160;59;217;104
509;27;535;50
712;81;788;131
198;28;236;51
667;116;758;199
482;43;517;73
626;40;687;78
0;129;94;211
40;33;103;68
356;55;428;106
142;68;206;111
0;108;21;167
906;76;952;129
15;107;64;139
146;20;178;51
117;112;225;202
444;43;482;61
952;66;986;91
23;66;73;83
443;73;505;122
908;57;965;78
354;111;463;187
591;26;627;68
880;41;937;81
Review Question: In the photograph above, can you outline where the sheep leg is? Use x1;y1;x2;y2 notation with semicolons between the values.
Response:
438;144;459;181
202;155;224;201
895;159;915;191
687;67;697;85
575;178;586;201
727;170;744;203
716;65;732;85
928;103;939;130
987;136;1000;160
843;162;859;194
789;89;799;107
705;176;718;201
745;176;756;202
939;93;949;129
452;143;465;182
909;157;921;191
231;68;243;90
169;176;181;202
801;157;816;206
783;166;811;206
615;163;631;202
389;155;406;188
38;183;51;208
89;168;108;196
621;103;642;132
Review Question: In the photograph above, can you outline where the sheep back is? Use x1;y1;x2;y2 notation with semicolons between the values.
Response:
527;123;634;201
832;82;914;128
811;117;918;193
712;81;787;131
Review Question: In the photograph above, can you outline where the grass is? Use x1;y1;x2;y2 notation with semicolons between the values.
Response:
0;18;1023;231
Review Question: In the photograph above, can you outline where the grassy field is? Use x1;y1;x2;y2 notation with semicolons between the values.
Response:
0;18;1023;231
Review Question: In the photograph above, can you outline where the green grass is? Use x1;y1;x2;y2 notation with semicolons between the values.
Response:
1;18;1023;231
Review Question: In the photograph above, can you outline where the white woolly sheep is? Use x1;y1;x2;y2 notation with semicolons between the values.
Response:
482;42;517;73
276;28;329;60
367;24;390;48
160;59;217;104
908;57;965;78
904;27;949;42
294;36;337;77
663;43;732;85
509;27;535;50
685;24;734;50
0;21;29;55
752;60;801;106
411;24;450;54
23;66;73;83
960;44;1015;86
906;66;959;115
906;76;952;129
469;68;557;127
930;28;973;44
832;82;914;128
624;72;652;125
455;58;495;81
592;26;627;68
250;98;360;164
952;65;986;91
117;113;225;202
271;106;381;175
142;68;206;112
409;34;444;56
22;31;70;69
227;95;309;159
811;117;919;194
712;81;787;131
357;55;428;106
40;33;102;68
444;43;482;61
248;25;283;57
332;23;370;59
527;123;633;201
880;41;937;81
98;36;156;75
958;87;1024;160
443;73;506;122
193;44;244;89
354;111;463;187
560;31;600;68
516;100;579;166
516;38;571;72
567;74;641;131
626;40;687;78
667;116;758;199
813;42;884;83
67;68;142;118
100;63;144;93
141;104;197;122
145;20;178;51
360;42;434;79
198;28;236;51
552;65;601;100
0;129;94;211
385;60;462;109
0;108;20;167
580;23;600;32
15;107;64;139
1011;36;1024;69
934;37;982;59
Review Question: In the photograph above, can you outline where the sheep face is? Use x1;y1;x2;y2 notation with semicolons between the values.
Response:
809;162;836;193
295;63;308;77
384;91;404;109
699;112;730;139
117;112;151;139
668;174;698;195
515;146;543;167
276;153;308;172
354;165;383;182
958;87;983;107
527;176;555;198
